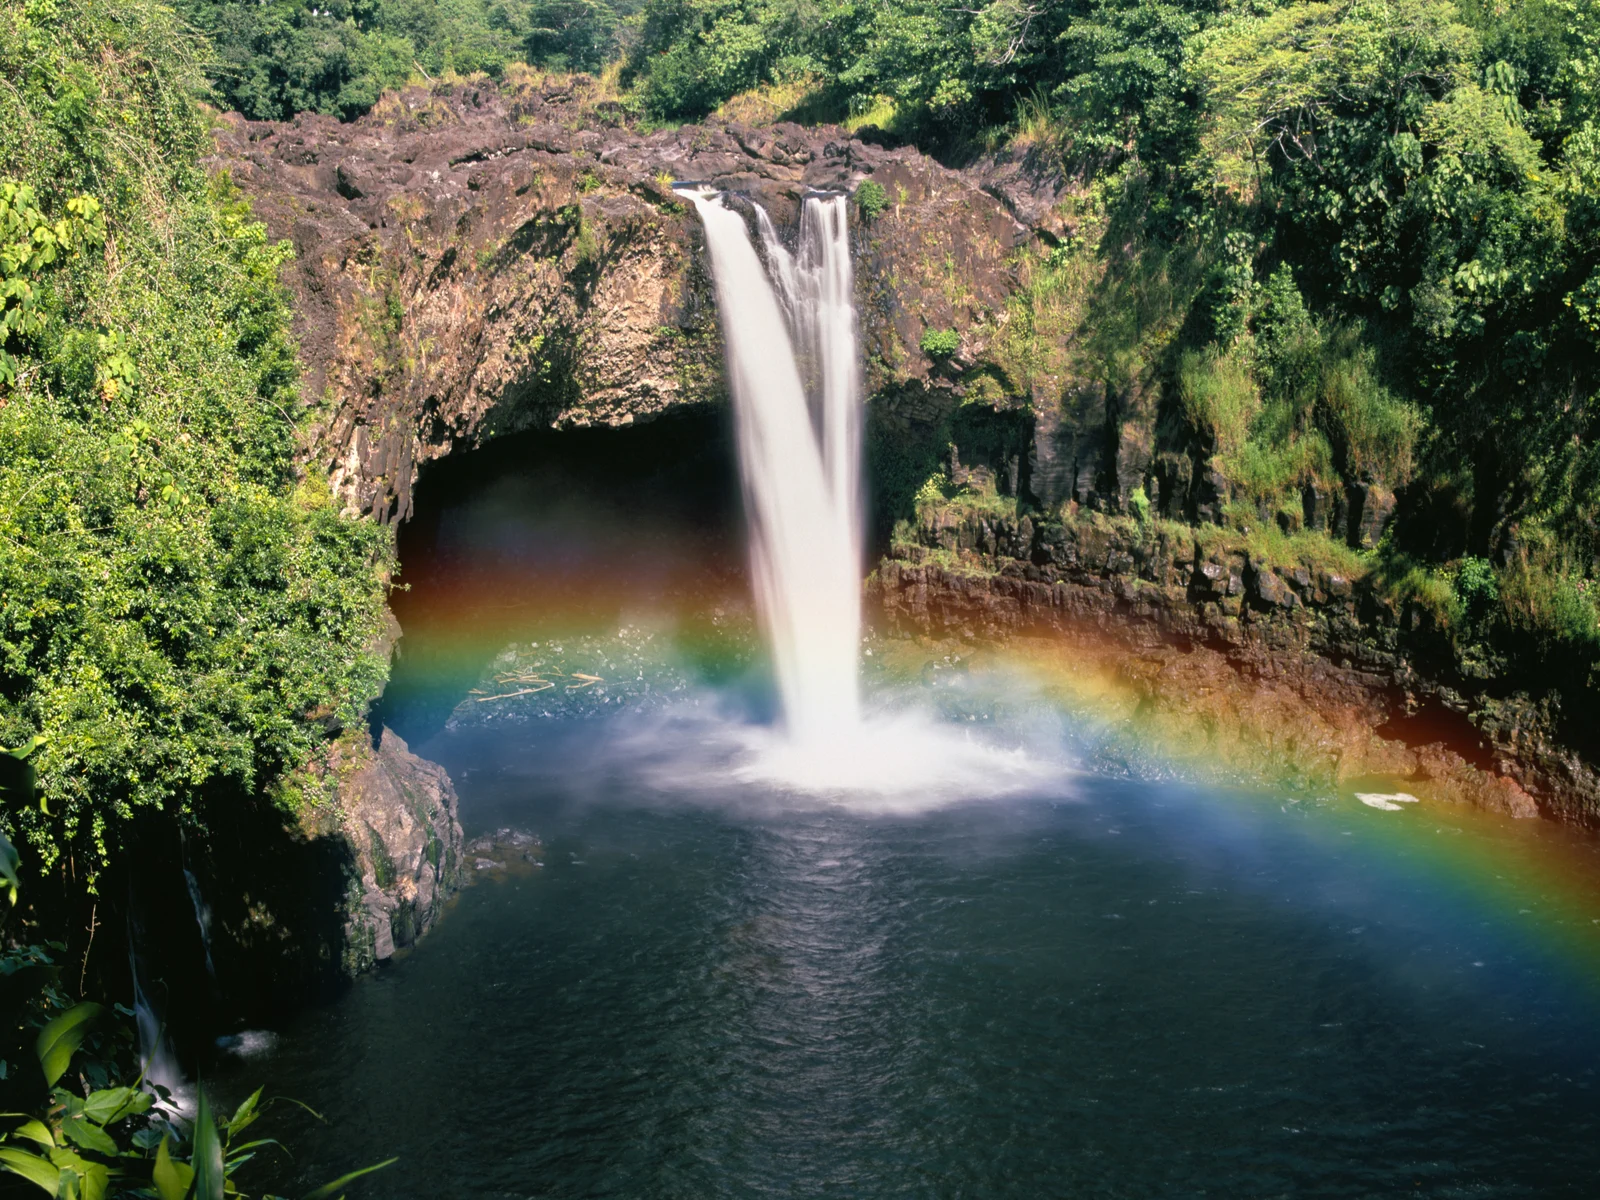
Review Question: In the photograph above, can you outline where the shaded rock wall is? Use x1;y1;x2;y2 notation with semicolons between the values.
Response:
873;509;1597;822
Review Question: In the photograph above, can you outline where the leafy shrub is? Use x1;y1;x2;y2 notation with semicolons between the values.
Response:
920;327;960;358
855;180;889;222
1452;556;1500;628
914;472;948;505
0;0;391;881
0;835;396;1199
1253;266;1321;408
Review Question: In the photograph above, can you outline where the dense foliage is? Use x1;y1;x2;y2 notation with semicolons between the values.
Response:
175;0;641;119
0;0;392;882
614;0;1600;693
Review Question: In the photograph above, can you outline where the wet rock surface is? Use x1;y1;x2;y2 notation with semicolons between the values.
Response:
329;727;464;970
873;510;1593;824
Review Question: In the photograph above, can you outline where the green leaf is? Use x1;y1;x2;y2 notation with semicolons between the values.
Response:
78;1161;110;1200
0;1146;61;1194
152;1136;192;1200
191;1090;226;1200
5;1118;54;1149
45;1145;111;1200
226;1088;262;1139
35;1003;103;1087
0;830;18;904
301;1157;398;1200
130;1128;163;1152
225;1136;282;1161
79;1086;148;1126
59;1115;118;1156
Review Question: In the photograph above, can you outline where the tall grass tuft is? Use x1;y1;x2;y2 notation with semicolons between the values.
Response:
1178;345;1259;458
1318;330;1421;486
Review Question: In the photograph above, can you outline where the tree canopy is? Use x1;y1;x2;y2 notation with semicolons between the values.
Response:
0;0;392;879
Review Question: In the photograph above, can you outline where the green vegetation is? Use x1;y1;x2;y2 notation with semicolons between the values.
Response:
0;802;393;1199
1129;485;1150;525
854;180;888;222
919;327;960;359
176;0;642;120
0;0;391;883
0;969;393;1199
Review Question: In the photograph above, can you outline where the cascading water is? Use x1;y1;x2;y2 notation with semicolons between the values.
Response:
686;190;863;745
127;915;193;1115
682;186;1054;797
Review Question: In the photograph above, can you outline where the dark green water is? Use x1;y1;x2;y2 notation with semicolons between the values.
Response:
227;710;1600;1199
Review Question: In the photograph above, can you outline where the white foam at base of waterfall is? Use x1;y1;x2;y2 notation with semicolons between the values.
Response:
722;713;1062;807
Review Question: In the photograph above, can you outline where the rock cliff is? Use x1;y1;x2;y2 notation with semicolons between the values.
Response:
211;75;1032;523
874;505;1596;822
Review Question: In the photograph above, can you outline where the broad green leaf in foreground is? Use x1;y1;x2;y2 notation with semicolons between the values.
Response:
35;1003;103;1087
0;1146;61;1194
191;1090;226;1200
153;1136;194;1200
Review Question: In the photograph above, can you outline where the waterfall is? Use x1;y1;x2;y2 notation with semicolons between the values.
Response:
127;915;193;1115
680;185;1054;800
686;190;863;744
183;866;216;980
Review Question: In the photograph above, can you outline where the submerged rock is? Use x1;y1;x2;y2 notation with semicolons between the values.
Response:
462;828;546;879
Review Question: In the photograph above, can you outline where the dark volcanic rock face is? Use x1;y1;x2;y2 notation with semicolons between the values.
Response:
212;78;1030;522
872;508;1600;823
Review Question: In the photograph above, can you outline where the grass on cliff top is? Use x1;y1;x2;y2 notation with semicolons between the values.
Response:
912;472;1024;525
905;480;1370;583
1189;510;1369;580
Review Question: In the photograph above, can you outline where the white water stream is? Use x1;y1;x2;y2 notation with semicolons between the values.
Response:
686;190;863;745
683;187;1060;799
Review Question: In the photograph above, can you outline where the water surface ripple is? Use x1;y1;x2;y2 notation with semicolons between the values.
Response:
239;721;1600;1198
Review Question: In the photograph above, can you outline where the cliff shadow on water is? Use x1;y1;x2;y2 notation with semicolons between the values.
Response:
377;406;749;747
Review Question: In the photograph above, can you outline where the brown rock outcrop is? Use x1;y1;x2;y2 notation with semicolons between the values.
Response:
325;726;463;971
872;508;1600;823
211;77;1030;522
